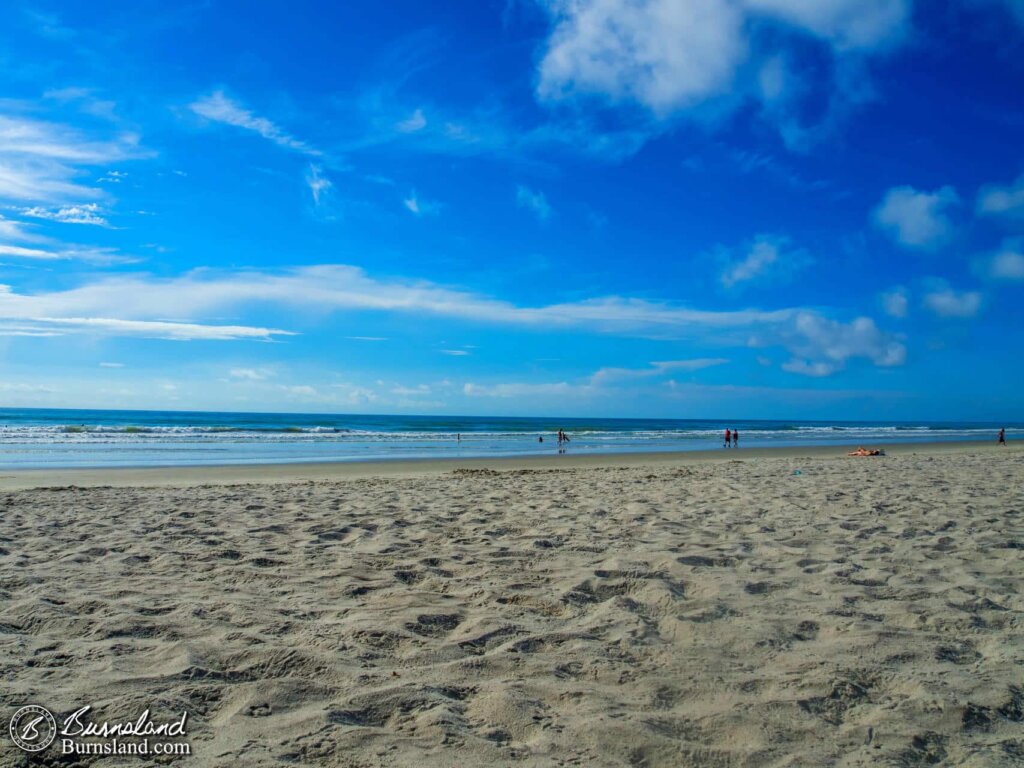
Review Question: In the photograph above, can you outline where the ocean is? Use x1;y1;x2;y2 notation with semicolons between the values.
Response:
0;408;1016;469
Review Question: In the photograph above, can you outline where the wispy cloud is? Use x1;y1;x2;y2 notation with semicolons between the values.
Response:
0;115;145;204
230;367;272;380
21;203;108;226
305;163;332;205
873;185;959;249
403;191;440;216
0;243;132;264
189;90;320;156
0;263;903;374
591;358;729;384
719;234;808;288
396;108;427;133
516;185;552;221
29;317;295;341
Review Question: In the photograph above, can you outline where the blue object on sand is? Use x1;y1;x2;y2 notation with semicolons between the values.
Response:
793;469;802;475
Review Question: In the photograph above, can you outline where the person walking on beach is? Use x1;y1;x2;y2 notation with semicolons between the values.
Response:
557;429;570;453
998;427;1006;446
724;428;731;448
732;429;739;448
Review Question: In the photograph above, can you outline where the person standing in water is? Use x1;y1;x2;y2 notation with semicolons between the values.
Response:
998;427;1006;446
732;429;739;448
724;428;731;448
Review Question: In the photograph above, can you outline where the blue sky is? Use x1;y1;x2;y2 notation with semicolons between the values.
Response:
0;0;1022;420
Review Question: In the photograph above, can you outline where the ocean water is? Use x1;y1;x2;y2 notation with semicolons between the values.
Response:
0;408;1017;469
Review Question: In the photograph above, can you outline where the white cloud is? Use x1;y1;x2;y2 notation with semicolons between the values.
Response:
719;235;806;288
987;241;1024;281
976;173;1024;221
0;263;901;373
0;243;131;264
780;359;841;377
516;185;552;221
21;203;108;226
775;312;906;375
281;384;318;398
873;185;959;249
591;358;728;383
0;215;39;241
537;0;746;115
922;285;983;318
879;286;909;318
230;368;272;380
397;109;427;133
464;381;580;398
535;0;909;143
305;164;332;205
0;115;144;204
0;244;61;260
392;384;432;396
441;349;471;356
30;317;295;341
403;191;439;216
743;0;910;51
99;362;123;368
189;91;319;156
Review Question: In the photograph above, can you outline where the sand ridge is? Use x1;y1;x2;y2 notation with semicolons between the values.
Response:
0;449;1022;766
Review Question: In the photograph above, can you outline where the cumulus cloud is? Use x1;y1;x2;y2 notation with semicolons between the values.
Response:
775;312;906;376
535;0;909;145
516;185;552;221
190;91;319;156
976;173;1024;221
719;235;808;288
879;286;909;318
537;0;747;115
986;240;1024;280
873;185;959;249
922;285;983;318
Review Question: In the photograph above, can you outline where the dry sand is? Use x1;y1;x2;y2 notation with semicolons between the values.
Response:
1;444;1022;766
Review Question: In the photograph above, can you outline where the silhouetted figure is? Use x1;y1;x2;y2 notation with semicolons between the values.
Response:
732;429;739;448
724;428;731;448
998;427;1006;446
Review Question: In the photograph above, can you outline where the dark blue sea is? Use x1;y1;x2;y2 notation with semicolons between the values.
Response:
0;408;1016;469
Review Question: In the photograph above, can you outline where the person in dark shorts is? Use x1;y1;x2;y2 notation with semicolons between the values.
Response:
732;429;739;448
998;427;1006;445
724;428;731;448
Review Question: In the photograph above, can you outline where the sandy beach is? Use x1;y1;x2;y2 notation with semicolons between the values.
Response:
1;442;1022;766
